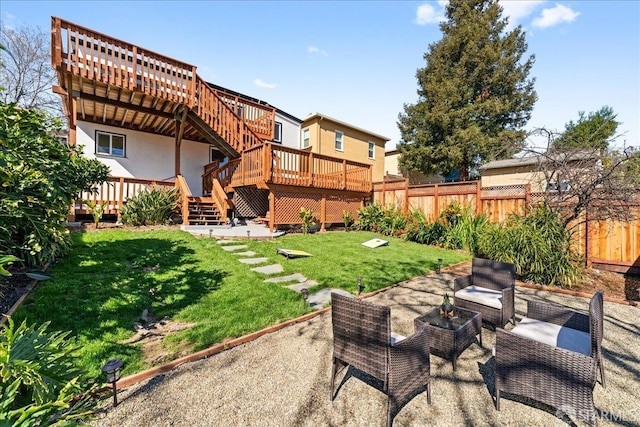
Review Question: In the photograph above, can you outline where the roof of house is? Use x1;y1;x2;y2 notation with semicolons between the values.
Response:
480;150;599;171
303;113;390;142
206;82;303;124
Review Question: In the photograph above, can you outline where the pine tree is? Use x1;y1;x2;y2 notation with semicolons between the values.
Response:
398;0;537;181
552;106;619;151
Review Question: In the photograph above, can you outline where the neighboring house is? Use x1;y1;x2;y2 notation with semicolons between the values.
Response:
51;17;371;230
384;149;444;184
301;113;389;182
480;150;600;191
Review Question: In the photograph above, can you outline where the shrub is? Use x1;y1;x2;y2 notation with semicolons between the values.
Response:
120;186;180;226
477;203;582;287
0;102;110;267
355;203;385;232
0;318;96;425
299;207;316;234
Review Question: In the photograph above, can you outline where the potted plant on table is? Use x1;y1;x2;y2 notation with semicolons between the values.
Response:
440;293;454;318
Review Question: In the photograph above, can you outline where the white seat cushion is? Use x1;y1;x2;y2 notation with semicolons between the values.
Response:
391;332;407;346
455;285;503;309
511;317;591;355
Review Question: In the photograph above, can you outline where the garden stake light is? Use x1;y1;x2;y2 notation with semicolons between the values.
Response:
102;359;123;407
357;276;364;295
209;229;212;238
437;258;442;274
301;288;309;306
247;230;250;239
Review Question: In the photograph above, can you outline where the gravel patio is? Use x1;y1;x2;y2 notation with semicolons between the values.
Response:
92;265;640;427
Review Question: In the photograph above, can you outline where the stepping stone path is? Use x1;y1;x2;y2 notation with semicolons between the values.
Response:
218;239;351;310
221;245;248;252
238;257;269;265
250;264;284;275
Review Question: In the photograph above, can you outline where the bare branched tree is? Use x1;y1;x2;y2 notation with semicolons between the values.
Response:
0;22;61;117
525;128;639;231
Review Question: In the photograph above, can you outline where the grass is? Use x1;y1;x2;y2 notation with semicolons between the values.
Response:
13;229;469;379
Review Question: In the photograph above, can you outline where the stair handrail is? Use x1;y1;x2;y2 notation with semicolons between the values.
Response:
175;175;192;225
210;179;229;225
194;77;267;155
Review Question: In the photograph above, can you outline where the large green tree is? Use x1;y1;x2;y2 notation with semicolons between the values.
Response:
552;106;619;151
398;0;537;181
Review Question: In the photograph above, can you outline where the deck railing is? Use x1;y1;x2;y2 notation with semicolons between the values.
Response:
75;176;175;216
52;17;274;151
203;143;372;193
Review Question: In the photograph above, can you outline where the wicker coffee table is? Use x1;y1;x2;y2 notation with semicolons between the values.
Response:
414;306;482;370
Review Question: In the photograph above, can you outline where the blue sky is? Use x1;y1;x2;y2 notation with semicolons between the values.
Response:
2;1;638;151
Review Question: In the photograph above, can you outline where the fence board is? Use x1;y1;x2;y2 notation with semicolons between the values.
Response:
372;179;640;273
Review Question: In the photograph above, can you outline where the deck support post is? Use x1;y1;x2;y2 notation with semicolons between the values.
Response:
174;107;188;177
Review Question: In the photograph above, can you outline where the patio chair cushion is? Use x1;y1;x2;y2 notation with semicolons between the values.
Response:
390;332;407;346
455;285;503;310
510;317;591;356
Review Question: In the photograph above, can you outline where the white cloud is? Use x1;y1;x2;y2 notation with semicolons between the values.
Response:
254;78;277;89
415;2;446;25
499;0;545;29
307;45;328;56
532;4;580;28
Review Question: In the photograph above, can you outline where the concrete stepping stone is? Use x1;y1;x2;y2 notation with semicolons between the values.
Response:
264;273;307;284
238;257;269;265
217;240;239;245
221;245;248;252
250;264;283;275
233;251;256;257
307;288;352;310
285;280;319;292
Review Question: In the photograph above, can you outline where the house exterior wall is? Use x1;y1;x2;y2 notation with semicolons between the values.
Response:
77;121;210;195
384;150;444;184
481;166;546;191
301;116;388;182
272;111;301;149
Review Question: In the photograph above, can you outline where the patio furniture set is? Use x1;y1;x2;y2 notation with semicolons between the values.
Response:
330;258;606;426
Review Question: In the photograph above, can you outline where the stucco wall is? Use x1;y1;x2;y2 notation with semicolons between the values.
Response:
77;121;210;195
384;151;444;184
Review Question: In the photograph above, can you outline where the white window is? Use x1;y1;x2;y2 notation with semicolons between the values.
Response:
273;122;282;143
302;128;310;148
368;141;375;159
335;130;343;151
96;130;125;157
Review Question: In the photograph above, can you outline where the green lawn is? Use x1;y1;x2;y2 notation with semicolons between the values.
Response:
13;229;469;379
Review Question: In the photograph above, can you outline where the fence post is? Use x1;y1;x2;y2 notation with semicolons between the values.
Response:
476;181;482;214
434;184;439;220
525;184;531;207
320;194;327;232
382;175;386;206
404;178;409;214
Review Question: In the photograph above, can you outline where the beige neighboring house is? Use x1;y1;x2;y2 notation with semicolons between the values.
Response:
301;113;389;182
384;149;444;184
480;151;599;191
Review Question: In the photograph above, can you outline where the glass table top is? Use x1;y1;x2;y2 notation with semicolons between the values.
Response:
416;306;479;331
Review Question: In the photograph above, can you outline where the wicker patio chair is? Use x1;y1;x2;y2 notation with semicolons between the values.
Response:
495;291;605;425
330;293;431;427
454;258;516;328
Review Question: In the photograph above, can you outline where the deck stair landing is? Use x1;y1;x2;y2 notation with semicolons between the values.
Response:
187;197;224;226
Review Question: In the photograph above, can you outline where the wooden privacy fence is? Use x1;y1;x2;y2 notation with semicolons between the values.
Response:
372;178;640;274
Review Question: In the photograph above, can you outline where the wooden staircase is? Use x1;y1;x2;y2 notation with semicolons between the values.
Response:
187;197;224;226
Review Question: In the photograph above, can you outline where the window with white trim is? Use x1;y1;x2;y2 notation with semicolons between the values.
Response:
96;130;125;157
302;128;310;148
368;141;375;159
273;121;282;143
335;130;343;151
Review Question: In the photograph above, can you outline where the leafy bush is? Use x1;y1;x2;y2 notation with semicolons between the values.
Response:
404;202;488;255
355;204;408;236
120;186;180;226
0;102;110;266
477;203;582;287
0;318;96;425
299;207;316;234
